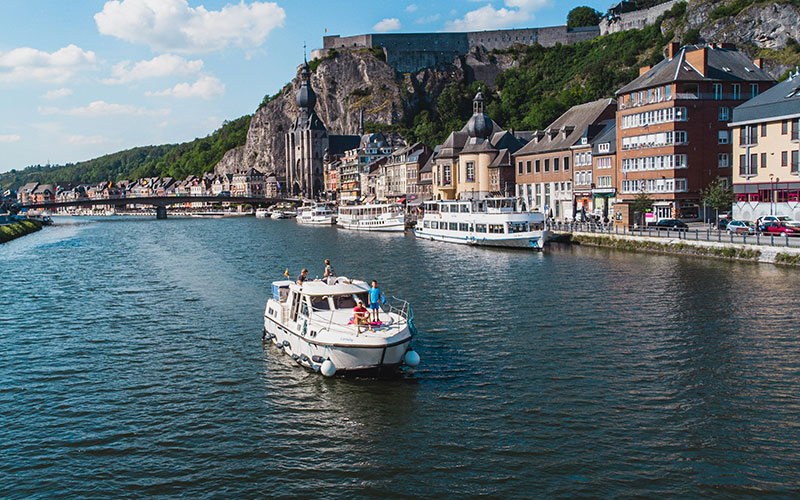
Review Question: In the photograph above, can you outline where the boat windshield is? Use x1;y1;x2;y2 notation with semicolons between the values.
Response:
311;295;330;310
332;292;369;309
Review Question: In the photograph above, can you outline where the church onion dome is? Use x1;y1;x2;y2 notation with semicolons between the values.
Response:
295;60;317;110
466;89;492;139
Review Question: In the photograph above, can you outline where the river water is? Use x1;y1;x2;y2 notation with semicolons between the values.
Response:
2;216;799;498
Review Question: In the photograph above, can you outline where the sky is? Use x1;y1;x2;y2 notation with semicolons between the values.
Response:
0;0;610;173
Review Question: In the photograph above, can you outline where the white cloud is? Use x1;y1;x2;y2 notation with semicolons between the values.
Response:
417;14;441;24
406;4;418;12
39;100;171;117
145;75;225;99
94;0;286;53
66;134;108;145
42;88;73;100
0;45;97;83
445;0;551;31
103;54;204;84
0;134;21;143
373;18;401;32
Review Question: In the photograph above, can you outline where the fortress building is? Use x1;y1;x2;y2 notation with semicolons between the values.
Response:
311;26;600;73
285;59;360;198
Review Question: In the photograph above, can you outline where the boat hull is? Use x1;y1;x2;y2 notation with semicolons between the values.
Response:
263;316;412;376
413;228;549;249
337;219;405;232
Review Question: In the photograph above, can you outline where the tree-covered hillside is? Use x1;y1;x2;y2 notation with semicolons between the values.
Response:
0;115;251;190
377;2;688;147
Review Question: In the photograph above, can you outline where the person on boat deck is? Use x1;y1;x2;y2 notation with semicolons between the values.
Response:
323;259;335;284
353;300;371;333
368;280;384;323
296;268;308;285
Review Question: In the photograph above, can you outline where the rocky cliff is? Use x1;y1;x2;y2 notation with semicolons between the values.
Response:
215;49;467;176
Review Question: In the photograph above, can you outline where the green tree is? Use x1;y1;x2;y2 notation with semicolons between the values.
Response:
700;177;734;224
630;190;654;227
567;6;601;28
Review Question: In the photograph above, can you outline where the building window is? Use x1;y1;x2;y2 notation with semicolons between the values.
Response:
751;153;758;169
563;156;569;171
718;131;729;144
793;151;799;173
782;120;788;134
665;85;671;100
518;161;523;175
751;83;759;98
761;123;767;137
544;158;550;172
598;143;610;153
713;83;723;100
466;161;475;182
718;153;729;168
534;160;540;173
553;157;560;172
782;151;788;166
732;83;741;100
526;160;532;174
761;152;768;169
443;165;452;185
718;107;730;121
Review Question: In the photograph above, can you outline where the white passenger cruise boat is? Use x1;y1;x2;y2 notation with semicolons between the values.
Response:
337;203;405;231
255;208;270;218
297;203;335;225
414;197;549;250
270;209;296;219
263;277;420;376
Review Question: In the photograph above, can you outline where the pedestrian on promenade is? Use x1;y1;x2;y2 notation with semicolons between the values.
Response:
368;280;384;323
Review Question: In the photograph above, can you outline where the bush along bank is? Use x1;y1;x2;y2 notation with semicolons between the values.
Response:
775;253;800;266
0;220;44;244
569;234;762;262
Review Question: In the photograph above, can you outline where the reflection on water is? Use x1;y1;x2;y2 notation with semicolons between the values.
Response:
1;217;799;498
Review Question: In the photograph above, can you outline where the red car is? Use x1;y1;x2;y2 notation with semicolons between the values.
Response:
761;222;800;236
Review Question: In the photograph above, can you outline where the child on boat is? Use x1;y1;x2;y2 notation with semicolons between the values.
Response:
368;280;384;323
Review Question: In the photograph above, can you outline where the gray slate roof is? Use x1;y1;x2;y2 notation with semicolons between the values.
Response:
730;74;800;124
516;98;615;155
591;119;616;155
617;44;772;95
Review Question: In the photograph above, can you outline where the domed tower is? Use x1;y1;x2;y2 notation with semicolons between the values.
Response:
466;88;493;141
285;57;329;199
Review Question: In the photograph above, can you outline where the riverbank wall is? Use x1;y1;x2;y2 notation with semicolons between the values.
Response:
559;231;800;266
0;220;43;244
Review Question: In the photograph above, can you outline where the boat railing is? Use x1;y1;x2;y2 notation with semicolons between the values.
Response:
387;296;414;336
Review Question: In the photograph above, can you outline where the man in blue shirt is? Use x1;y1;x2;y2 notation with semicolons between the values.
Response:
368;280;384;323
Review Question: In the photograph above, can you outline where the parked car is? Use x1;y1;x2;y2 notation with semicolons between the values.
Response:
758;215;800;228
650;218;688;230
761;222;800;236
717;218;730;231
726;220;755;235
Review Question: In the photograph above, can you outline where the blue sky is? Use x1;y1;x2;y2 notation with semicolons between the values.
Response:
0;0;610;173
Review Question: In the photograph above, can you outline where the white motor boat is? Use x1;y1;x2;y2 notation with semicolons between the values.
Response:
337;203;405;231
414;197;550;250
270;210;296;220
255;208;270;218
297;203;335;225
263;277;420;377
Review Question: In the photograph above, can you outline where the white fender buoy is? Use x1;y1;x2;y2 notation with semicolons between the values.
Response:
320;359;336;377
404;350;420;367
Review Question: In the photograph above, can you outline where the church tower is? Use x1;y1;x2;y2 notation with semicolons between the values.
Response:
285;59;328;198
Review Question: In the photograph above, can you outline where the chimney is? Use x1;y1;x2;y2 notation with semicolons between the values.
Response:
753;57;762;69
639;65;651;76
668;41;680;59
685;47;708;77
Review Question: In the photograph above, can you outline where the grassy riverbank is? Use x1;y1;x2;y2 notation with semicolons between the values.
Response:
569;234;763;262
0;220;43;244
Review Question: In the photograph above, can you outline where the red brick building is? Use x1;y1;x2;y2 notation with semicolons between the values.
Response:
614;42;774;225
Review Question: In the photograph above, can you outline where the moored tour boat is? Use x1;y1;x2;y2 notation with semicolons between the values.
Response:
263;276;420;377
255;208;270;218
414;197;549;250
297;203;335;225
337;203;404;232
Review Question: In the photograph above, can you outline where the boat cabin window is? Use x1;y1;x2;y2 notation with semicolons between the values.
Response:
489;224;505;234
475;223;487;233
299;299;310;318
440;204;449;213
448;222;458;231
460;204;470;213
332;292;369;309
431;221;438;229
459;223;469;231
290;291;301;321
311;295;331;311
507;222;530;233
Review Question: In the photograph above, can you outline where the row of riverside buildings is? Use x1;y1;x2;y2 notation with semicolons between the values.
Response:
425;42;794;226
16;169;282;207
309;43;800;225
